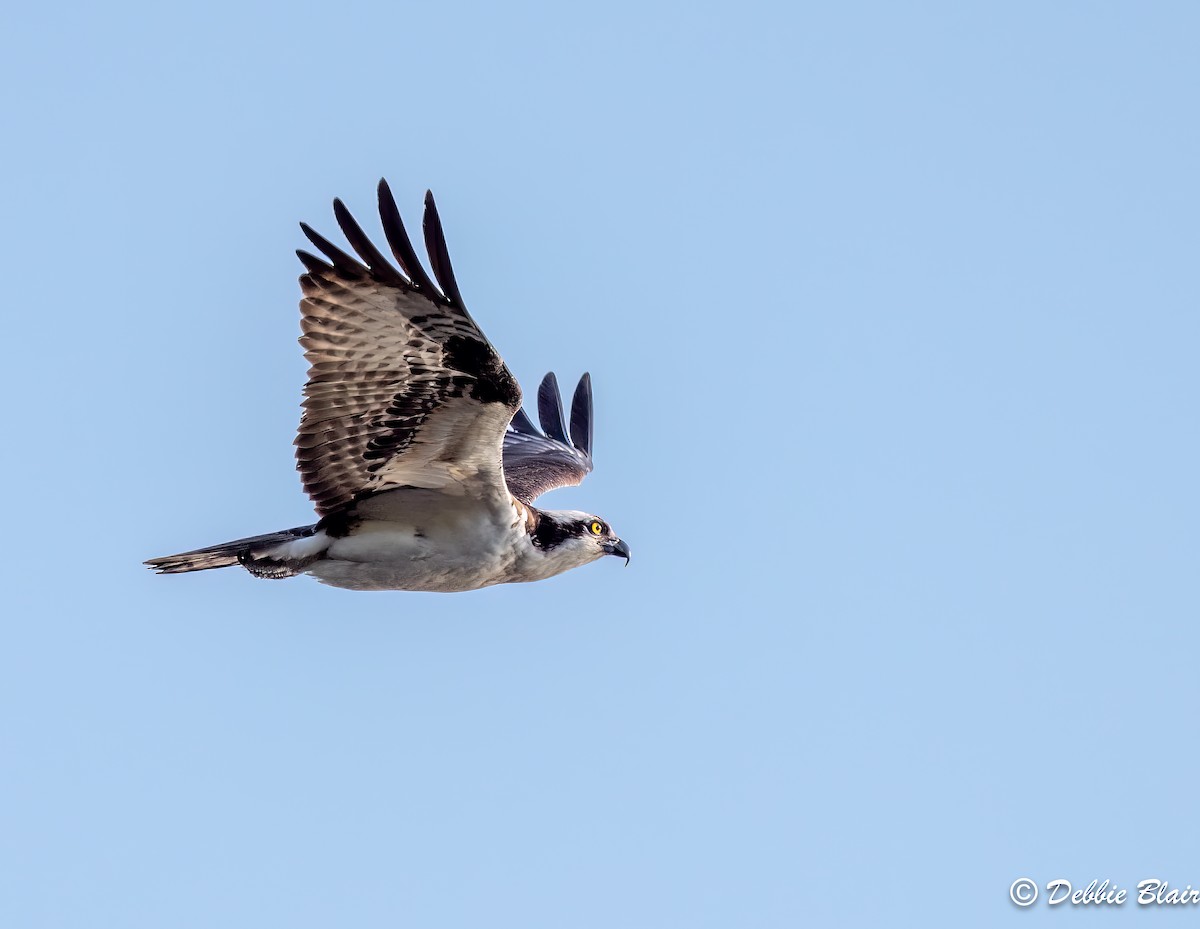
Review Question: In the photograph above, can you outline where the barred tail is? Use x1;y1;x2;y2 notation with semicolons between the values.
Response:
145;524;324;578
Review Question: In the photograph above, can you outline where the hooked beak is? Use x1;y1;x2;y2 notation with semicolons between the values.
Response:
604;538;631;566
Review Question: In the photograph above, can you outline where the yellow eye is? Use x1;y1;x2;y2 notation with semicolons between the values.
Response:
590;521;604;535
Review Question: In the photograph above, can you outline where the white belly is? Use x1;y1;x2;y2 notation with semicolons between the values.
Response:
308;518;521;592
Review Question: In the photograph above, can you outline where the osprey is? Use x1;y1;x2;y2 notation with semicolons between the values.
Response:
146;181;630;591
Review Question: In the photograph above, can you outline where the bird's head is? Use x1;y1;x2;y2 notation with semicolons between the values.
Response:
530;509;631;572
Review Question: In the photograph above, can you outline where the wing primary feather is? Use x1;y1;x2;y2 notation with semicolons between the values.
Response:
537;372;570;443
332;198;406;286
299;222;366;278
570;372;593;456
509;406;538;435
422;190;466;309
296;249;334;274
377;179;440;297
503;371;599;503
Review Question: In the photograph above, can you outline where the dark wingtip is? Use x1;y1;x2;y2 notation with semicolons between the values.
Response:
570;372;593;458
332;196;405;286
296;249;333;274
509;406;538;435
422;190;466;309
377;179;439;297
537;372;569;443
299;221;364;277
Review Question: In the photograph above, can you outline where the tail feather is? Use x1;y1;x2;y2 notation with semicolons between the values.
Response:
145;525;321;576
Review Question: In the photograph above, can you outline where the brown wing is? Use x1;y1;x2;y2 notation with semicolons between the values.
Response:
503;372;594;504
295;181;521;518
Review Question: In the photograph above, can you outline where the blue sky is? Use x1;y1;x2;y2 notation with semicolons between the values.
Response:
3;1;1198;925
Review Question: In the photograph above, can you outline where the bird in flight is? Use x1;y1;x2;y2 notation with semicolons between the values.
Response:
146;181;629;591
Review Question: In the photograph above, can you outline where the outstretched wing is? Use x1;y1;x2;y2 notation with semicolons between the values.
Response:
503;372;594;504
296;181;521;518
